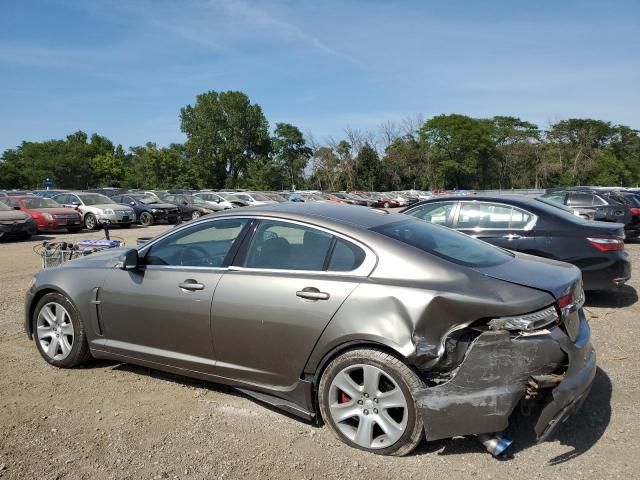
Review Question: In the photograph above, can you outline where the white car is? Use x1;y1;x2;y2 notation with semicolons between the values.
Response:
193;192;234;209
220;192;276;206
53;192;136;230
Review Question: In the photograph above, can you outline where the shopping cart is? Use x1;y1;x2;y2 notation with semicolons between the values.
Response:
35;220;125;269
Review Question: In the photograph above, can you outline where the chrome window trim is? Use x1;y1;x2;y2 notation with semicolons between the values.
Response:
138;214;378;277
455;200;538;232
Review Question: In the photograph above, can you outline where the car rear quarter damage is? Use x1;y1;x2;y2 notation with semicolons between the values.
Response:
306;247;596;446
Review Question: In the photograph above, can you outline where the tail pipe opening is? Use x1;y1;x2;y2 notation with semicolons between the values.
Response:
477;433;513;457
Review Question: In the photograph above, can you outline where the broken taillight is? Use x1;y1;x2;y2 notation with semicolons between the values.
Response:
586;237;624;252
556;292;574;310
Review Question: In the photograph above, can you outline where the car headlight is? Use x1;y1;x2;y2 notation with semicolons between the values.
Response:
487;305;558;332
151;208;158;213
103;209;115;215
42;212;53;220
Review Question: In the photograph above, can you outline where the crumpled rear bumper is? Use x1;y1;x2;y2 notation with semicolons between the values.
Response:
415;309;596;442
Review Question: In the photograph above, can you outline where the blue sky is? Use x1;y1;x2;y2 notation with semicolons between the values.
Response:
1;0;639;152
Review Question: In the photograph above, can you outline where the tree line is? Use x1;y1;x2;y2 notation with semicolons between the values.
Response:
1;90;639;191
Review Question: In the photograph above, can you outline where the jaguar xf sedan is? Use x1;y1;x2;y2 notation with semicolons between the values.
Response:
25;203;595;456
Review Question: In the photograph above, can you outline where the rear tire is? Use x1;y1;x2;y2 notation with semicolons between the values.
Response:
318;348;425;456
32;292;92;368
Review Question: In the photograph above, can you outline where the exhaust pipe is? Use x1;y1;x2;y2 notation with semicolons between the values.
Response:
477;433;512;457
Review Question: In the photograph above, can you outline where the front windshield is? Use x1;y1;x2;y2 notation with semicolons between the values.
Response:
132;195;159;204
78;194;112;205
249;192;269;201
198;193;219;202
22;197;61;209
372;219;513;268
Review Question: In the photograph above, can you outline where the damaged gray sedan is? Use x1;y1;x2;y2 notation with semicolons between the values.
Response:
25;203;595;456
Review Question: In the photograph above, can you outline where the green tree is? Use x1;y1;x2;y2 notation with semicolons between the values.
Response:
180;90;271;188
355;143;380;190
272;123;312;190
418;114;496;189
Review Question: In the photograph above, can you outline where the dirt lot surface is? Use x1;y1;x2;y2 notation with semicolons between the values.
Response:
1;225;639;480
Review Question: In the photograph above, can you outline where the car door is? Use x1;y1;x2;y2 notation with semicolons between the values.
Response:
212;218;374;388
453;201;535;250
99;217;251;373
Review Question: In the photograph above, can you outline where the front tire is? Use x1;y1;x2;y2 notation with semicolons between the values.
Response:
84;214;97;230
32;292;92;368
318;348;425;456
191;211;201;220
139;212;154;226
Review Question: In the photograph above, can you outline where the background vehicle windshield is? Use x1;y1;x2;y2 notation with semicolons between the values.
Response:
78;194;112;205
372;219;513;267
22;197;60;208
250;192;270;201
132;195;159;204
191;196;208;204
0;201;10;211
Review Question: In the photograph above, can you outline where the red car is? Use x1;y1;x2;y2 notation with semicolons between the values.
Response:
3;196;82;233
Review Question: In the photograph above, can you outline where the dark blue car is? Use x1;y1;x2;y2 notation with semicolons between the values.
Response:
109;193;181;226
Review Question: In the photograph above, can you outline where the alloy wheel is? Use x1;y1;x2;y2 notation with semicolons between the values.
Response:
328;364;408;449
36;302;75;361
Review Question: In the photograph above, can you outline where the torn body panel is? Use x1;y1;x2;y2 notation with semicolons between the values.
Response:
415;309;595;441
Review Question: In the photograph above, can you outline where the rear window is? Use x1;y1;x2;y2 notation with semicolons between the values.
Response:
371;219;513;268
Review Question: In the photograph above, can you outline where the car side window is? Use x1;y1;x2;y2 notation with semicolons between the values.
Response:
145;219;249;267
542;192;566;205
405;202;455;225
111;195;122;203
4;198;18;208
456;203;513;229
243;220;334;270
327;238;366;271
509;207;535;229
567;192;594;207
592;195;608;206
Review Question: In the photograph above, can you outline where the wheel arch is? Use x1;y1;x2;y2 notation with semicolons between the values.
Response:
27;286;73;338
306;339;411;424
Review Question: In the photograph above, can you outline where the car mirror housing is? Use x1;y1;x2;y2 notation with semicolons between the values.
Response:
130;201;136;206
119;249;139;271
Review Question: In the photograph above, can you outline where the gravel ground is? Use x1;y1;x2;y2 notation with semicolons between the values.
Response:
0;224;639;480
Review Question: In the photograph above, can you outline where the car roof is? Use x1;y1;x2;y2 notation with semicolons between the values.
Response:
215;202;402;230
416;194;547;208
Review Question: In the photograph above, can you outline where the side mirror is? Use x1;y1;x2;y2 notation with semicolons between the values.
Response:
119;249;139;271
130;201;136;206
182;201;188;205
13;206;20;210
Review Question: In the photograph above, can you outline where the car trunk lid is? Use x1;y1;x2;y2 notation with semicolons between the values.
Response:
472;252;581;299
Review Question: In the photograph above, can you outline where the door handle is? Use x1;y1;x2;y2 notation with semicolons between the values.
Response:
296;287;330;301
179;280;205;291
503;234;521;240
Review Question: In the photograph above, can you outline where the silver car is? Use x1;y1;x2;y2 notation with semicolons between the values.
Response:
52;192;136;229
25;203;595;456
